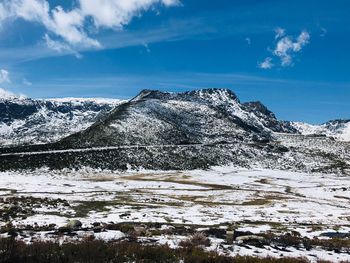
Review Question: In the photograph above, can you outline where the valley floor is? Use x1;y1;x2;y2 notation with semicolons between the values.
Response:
0;166;350;262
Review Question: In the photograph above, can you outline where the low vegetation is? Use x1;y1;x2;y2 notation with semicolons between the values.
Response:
0;237;331;263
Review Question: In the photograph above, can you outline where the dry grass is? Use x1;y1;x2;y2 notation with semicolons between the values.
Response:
122;173;234;190
0;237;321;263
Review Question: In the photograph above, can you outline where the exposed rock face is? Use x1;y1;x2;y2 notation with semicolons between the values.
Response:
242;101;297;134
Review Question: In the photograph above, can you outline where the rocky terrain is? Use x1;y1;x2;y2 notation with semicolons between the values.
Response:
0;88;348;174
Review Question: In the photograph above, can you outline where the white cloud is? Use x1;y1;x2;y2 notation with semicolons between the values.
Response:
260;29;310;69
3;0;101;48
79;0;179;29
8;0;48;22
0;3;7;23
273;36;294;66
0;69;10;83
0;0;180;51
273;30;310;67
274;27;285;39
293;31;310;52
258;57;273;69
50;6;100;48
162;0;181;6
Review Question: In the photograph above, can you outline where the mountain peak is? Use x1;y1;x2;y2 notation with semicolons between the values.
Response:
185;88;239;102
131;89;170;101
243;101;276;119
131;88;239;103
324;119;350;126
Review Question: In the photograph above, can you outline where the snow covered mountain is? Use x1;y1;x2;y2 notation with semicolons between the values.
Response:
291;120;350;141
0;95;123;146
0;88;348;174
58;88;296;148
1;88;348;147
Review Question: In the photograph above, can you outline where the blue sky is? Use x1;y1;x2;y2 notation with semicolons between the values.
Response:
0;0;349;123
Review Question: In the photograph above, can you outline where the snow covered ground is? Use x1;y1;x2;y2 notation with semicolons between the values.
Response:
0;166;350;261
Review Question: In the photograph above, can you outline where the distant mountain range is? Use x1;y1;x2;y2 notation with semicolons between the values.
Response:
0;89;348;174
0;95;123;146
291;120;350;141
0;88;348;147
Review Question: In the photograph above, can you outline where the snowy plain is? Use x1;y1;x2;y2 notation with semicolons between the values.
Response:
0;166;350;261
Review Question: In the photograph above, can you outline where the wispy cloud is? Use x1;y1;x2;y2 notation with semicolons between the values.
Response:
43;34;82;58
274;27;285;39
0;0;180;52
142;43;151;53
22;78;32;86
0;6;281;65
0;15;222;65
259;29;310;69
320;27;327;37
0;69;10;83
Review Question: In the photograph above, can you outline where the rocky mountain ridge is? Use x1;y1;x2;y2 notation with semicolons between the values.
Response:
0;88;348;174
1;88;349;147
0;96;123;146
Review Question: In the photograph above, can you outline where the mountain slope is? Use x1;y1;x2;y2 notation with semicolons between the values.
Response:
0;95;123;146
1;89;348;148
58;89;279;148
0;88;348;174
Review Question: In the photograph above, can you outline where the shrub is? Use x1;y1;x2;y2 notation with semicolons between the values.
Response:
179;232;211;248
0;237;342;263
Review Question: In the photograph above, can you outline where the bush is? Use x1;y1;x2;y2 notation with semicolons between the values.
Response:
0;237;336;263
179;232;211;248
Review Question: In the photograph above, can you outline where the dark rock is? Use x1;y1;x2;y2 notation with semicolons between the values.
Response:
7;229;18;238
65;219;82;230
58;226;71;233
93;226;104;233
320;232;350;238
